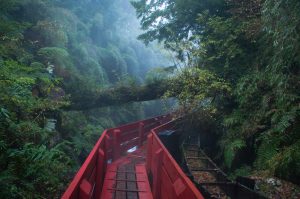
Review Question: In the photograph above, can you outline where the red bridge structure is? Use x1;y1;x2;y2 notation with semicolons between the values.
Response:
62;114;204;199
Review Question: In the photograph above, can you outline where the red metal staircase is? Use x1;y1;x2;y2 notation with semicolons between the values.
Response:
61;115;203;199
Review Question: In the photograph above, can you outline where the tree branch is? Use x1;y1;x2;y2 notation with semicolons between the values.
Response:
65;80;169;110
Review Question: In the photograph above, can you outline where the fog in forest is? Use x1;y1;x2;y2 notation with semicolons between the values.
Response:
2;0;299;198
0;1;174;197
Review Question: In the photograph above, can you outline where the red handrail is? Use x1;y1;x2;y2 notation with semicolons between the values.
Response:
147;120;204;199
61;115;172;199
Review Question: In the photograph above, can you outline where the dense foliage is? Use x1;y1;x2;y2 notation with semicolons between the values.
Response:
1;0;299;197
132;0;300;184
0;0;171;198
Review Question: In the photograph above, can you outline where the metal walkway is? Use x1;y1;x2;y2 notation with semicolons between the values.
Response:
61;115;203;199
183;137;267;199
101;145;152;199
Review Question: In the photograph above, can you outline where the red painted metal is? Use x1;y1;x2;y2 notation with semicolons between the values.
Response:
100;146;153;199
152;149;163;199
147;120;204;199
61;115;204;199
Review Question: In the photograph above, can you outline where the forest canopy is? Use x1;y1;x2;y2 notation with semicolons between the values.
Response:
0;0;299;198
0;0;172;198
132;0;300;187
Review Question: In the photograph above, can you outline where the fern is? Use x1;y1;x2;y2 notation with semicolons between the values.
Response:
229;165;252;180
223;111;244;128
269;140;300;181
224;139;246;168
255;136;278;170
5;143;73;198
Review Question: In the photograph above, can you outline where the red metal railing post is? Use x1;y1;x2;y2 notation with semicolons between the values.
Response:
138;122;145;147
113;129;121;160
104;134;110;162
95;149;105;199
146;133;153;173
79;179;92;199
152;148;163;199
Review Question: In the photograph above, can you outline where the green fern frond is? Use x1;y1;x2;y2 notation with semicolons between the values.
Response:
224;139;246;168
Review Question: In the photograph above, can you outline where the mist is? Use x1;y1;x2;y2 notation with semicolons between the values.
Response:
1;0;299;198
0;1;175;197
48;0;176;155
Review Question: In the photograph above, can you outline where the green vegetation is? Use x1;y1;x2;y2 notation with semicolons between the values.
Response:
132;0;300;184
1;0;299;198
0;60;71;198
0;0;171;198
